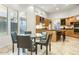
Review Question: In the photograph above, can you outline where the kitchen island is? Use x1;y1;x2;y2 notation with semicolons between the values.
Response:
47;30;64;42
47;28;79;42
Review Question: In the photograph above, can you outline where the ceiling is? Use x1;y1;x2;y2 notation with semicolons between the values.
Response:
4;4;79;14
34;4;79;14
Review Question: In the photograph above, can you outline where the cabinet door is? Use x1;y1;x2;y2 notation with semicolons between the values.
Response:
66;30;74;36
71;16;76;22
36;15;40;25
66;18;69;25
45;19;50;27
66;16;76;25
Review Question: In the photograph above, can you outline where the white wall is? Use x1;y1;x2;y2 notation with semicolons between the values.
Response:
26;6;36;37
48;6;79;19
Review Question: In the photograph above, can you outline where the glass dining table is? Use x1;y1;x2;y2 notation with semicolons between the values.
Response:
17;33;51;54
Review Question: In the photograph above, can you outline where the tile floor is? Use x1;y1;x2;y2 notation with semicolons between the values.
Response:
0;36;79;55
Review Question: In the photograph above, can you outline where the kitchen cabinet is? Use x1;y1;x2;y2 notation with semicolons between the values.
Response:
66;16;76;26
36;15;51;33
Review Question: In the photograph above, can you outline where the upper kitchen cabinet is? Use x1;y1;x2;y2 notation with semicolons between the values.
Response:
36;15;40;25
36;15;52;33
66;16;76;26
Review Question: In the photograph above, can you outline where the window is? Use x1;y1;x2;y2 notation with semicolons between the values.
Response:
20;17;26;34
8;8;18;33
0;5;7;35
19;12;26;34
61;18;66;25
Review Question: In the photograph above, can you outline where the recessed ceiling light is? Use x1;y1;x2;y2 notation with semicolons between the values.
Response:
56;7;59;11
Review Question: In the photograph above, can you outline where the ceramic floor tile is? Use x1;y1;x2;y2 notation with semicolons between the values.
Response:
0;36;79;55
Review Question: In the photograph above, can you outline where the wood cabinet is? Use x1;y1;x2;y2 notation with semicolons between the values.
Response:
65;29;74;36
47;30;62;42
66;16;76;25
65;29;79;38
46;31;56;42
36;29;46;33
36;15;40;25
45;19;50;27
36;15;51;33
52;31;57;42
65;16;79;39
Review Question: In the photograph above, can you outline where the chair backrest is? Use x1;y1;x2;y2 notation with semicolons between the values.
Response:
46;34;52;45
41;32;46;35
25;31;31;36
11;32;17;43
17;35;32;49
41;32;47;40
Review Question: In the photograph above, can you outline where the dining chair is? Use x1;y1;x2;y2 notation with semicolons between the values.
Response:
17;35;36;55
11;32;17;53
25;31;36;43
40;32;47;41
22;31;32;53
40;32;47;49
35;34;52;55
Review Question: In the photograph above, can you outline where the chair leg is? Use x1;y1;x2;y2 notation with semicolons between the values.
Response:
35;45;37;55
22;48;25;53
12;44;14;53
63;34;65;42
49;42;51;51
18;48;20;55
41;44;42;49
31;48;32;55
46;46;48;55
